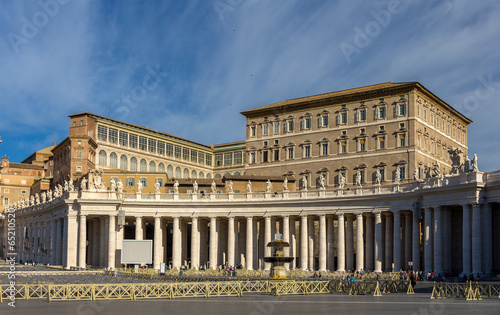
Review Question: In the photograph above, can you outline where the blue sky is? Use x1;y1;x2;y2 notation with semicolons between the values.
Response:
0;0;499;171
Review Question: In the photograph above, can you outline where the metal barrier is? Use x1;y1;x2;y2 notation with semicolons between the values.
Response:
430;281;500;300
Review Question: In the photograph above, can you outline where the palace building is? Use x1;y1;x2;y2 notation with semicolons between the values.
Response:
2;82;499;277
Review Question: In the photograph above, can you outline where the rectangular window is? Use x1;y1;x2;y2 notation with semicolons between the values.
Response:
109;128;118;144
339;112;347;124
263;150;268;162
198;151;205;164
76;166;82;172
263;124;268;135
166;143;173;156
359;139;365;151
431;113;435;125
126;177;135;187
191;150;197;162
139;136;147;150
287;148;294;159
303;117;311;129
399;167;405;180
224;153;232;165
174;146;182;159
97;125;108;141
4;198;8;206
139;177;147;187
377;107;386;119
234;151;242;164
304;146;310;158
148;139;156;153
130;134;138;149
250;126;256;137
251;152;256;164
424;109;427;121
119;131;128;146
417;105;420;117
322;143;328;155
398;103;406;116
205;154;212;166
287;120;294;132
380;169;385;181
379;137;385;149
157;141;165;155
321;115;328;127
340;141;346;153
274;149;279;161
399;134;406;147
273;122;279;134
215;154;223;166
360;170;365;183
183;147;190;160
156;177;164;187
357;109;366;122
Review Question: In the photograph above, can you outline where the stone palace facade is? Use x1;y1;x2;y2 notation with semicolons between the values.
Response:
2;82;500;276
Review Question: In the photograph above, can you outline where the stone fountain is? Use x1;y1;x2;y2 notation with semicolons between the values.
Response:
264;233;294;279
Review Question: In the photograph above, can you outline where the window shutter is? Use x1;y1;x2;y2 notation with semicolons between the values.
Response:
337;113;340;125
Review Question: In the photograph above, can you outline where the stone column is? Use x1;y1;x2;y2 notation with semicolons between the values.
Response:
346;215;353;271
300;215;308;271
482;203;493;275
365;214;373;272
282;216;290;270
55;219;62;265
181;221;188;266
264;216;272;270
289;217;296;269
404;213;412;269
319;215;327;272
42;222;47;264
374;212;382;273
327;215;335;271
412;209;420;271
356;213;364;272
209;217;218;269
49;220;56;265
424;208;433;272
462;204;471;275
35;222;40;262
91;220;99;266
385;213;393;271
308;217;315;271
65;215;78;269
246;217;253;270
99;218;106;267
115;220;124;268
227;217;235;268
135;216;143;240
472;204;481;275
108;215;116;269
337;213;345;272
78;214;87;268
393;211;401;272
172;217;181;269
433;206;443;275
154;216;162;270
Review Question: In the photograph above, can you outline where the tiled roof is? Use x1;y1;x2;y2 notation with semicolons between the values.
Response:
224;175;295;181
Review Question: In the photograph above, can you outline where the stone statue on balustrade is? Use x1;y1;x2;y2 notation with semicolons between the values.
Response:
463;155;470;173
395;168;401;184
211;180;217;194
137;180;143;193
448;147;463;174
68;178;74;192
193;181;198;194
355;170;362;187
266;179;272;192
247;180;252;193
35;193;40;205
64;180;69;193
116;180;124;199
110;178;116;192
154;182;161;194
302;176;307;191
30;195;35;207
413;167;418;181
432;161;441;177
41;192;46;204
47;190;53;202
282;177;288;191
319;175;326;190
424;163;432;179
80;177;87;191
227;180;233;193
339;173;345;190
173;180;179;193
375;169;381;186
471;154;479;172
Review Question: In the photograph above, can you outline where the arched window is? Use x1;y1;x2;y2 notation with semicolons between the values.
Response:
130;157;137;172
149;161;156;172
120;155;127;171
199;171;204;178
215;174;222;179
175;166;181;178
109;152;117;168
234;171;241;175
158;163;165;173
206;173;212;179
183;168;189;178
99;150;107;166
224;172;230;176
140;159;147;172
191;170;197;178
167;165;173;178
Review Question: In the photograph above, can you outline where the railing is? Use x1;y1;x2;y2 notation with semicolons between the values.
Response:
430;281;500;300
